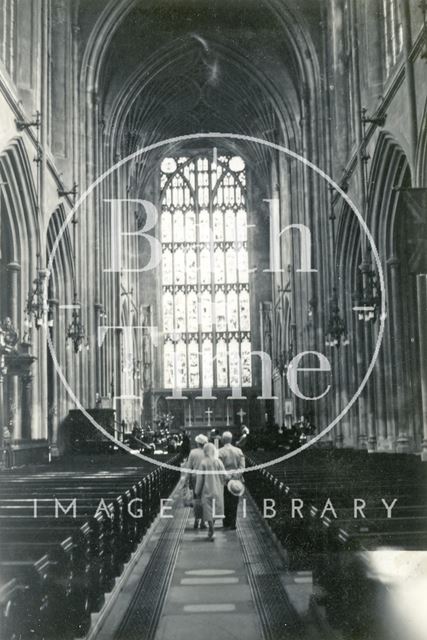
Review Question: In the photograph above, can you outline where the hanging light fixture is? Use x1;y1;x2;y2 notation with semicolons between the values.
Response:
66;214;87;353
133;358;142;382
26;264;50;328
325;288;349;347
67;302;86;353
275;345;294;376
307;297;317;318
354;260;381;322
275;351;287;376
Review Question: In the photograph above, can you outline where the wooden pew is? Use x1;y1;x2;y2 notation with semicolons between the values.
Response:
0;514;107;613
0;527;93;634
0;578;29;640
0;555;55;638
0;454;180;639
246;450;427;639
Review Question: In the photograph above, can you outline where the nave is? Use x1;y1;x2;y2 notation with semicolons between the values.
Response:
0;1;426;638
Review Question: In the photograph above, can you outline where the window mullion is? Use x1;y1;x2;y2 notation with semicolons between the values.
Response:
195;162;203;388
171;179;177;386
221;176;230;388
234;181;243;389
183;199;189;389
209;156;217;389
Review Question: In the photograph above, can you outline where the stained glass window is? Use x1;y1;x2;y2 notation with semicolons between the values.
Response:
160;154;252;388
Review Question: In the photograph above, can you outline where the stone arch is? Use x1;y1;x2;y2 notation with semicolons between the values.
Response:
80;0;323;194
46;203;76;451
415;97;427;188
0;136;43;442
0;137;39;327
367;131;412;260
105;37;300;152
367;132;423;451
46;204;74;301
80;0;320;101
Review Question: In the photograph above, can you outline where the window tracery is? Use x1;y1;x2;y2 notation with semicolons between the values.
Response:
160;154;252;388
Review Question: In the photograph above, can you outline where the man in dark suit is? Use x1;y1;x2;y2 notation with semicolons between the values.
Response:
218;431;245;529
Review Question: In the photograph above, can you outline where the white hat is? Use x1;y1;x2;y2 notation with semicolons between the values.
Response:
195;434;208;445
227;479;245;497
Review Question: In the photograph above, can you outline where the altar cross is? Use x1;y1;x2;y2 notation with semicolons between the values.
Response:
186;405;192;427
205;407;213;427
237;408;246;424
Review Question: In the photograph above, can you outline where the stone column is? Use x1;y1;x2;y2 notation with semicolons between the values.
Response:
115;327;123;424
399;0;418;168
51;0;69;158
381;276;398;450
339;346;351;447
347;297;359;448
416;274;427;461
365;328;377;453
330;0;350;166
35;269;50;440
334;351;343;448
374;349;389;451
94;302;103;399
360;261;377;452
388;257;409;452
7;262;20;323
7;262;21;438
0;358;6;468
48;298;59;456
21;373;33;440
364;0;383;95
355;319;368;449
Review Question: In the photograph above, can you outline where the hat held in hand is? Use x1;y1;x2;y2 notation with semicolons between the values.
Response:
227;479;245;496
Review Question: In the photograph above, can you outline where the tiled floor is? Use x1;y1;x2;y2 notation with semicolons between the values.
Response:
155;523;262;640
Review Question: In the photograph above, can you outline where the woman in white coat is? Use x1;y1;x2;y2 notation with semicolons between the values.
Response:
195;442;227;540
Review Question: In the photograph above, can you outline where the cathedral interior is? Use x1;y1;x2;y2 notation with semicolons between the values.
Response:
0;1;426;639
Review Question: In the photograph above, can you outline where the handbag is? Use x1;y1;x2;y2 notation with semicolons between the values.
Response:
183;486;194;508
